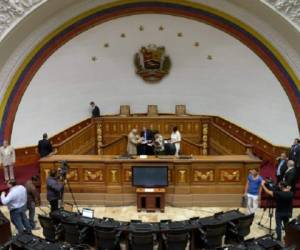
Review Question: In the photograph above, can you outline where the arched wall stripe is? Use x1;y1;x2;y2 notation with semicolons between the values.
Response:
0;0;299;142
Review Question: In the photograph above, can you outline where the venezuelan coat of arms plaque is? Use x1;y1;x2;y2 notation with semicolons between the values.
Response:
134;44;171;83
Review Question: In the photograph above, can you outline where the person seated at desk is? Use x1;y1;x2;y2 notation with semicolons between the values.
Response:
153;131;164;155
138;127;154;155
127;129;141;155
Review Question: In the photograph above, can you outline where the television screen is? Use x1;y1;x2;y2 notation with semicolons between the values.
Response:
132;166;168;187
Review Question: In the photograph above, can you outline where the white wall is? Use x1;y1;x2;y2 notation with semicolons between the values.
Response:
11;14;298;147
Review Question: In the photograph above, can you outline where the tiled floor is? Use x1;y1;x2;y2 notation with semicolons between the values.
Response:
1;205;299;241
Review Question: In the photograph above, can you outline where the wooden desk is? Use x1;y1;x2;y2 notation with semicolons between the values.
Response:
40;155;261;206
136;188;166;212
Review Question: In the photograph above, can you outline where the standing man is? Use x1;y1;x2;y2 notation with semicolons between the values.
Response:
283;160;297;192
244;168;263;214
38;133;53;158
46;169;64;212
127;129;140;155
25;175;40;230
140;127;153;155
261;181;294;241
275;152;288;183
289;138;300;168
0;180;31;234
0;140;16;182
90;101;100;118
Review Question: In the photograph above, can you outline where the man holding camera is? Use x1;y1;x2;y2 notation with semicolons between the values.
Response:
46;169;64;213
261;181;294;241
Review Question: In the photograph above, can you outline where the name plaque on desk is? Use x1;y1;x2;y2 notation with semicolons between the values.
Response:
144;188;154;192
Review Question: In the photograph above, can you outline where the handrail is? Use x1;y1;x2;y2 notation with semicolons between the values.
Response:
181;137;203;148
211;122;253;148
52;123;94;148
100;135;127;149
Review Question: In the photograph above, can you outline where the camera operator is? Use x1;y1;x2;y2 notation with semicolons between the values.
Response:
261;180;294;241
46;169;64;213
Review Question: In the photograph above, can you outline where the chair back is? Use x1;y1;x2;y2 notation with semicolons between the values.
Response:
205;223;226;248
164;231;189;250
94;227;121;250
237;213;254;237
61;220;81;245
38;215;61;242
129;232;154;250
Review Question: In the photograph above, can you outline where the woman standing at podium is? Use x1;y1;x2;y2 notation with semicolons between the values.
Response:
170;126;181;157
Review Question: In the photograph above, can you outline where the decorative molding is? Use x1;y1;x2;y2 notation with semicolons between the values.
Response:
0;0;45;41
262;0;300;30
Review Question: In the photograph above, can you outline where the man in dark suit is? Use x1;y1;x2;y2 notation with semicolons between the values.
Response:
139;127;154;155
288;138;300;167
276;152;288;183
38;133;53;158
283;160;297;193
90;101;100;118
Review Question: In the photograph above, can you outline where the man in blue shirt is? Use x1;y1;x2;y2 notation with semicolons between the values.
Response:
244;168;263;214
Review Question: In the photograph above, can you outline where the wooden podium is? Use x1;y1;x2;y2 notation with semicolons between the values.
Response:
136;188;166;212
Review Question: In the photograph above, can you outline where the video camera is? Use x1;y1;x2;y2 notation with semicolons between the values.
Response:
264;177;275;191
58;160;68;179
264;177;281;192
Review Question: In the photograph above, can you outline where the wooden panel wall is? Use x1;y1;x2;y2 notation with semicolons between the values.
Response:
39;155;261;206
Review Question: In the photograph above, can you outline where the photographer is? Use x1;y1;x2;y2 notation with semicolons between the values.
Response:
261;180;294;241
46;169;64;213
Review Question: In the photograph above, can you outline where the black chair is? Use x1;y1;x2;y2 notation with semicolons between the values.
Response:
38;214;63;242
162;230;189;250
129;232;156;250
225;213;254;244
61;220;90;245
94;226;122;250
198;223;226;249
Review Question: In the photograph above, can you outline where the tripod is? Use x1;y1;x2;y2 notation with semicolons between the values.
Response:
257;197;275;235
60;175;80;214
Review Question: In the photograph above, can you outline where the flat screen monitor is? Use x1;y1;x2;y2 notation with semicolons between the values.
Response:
132;166;168;187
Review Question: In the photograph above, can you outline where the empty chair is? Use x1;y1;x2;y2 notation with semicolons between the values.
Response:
38;214;63;242
61;220;90;245
94;226;121;250
237;213;254;240
162;230;189;250
195;223;226;249
129;232;155;250
225;213;254;244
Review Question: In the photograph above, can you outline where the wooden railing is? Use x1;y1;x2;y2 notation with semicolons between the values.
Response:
13;114;290;167
210;123;253;155
211;116;288;162
181;138;203;155
14;118;93;166
100;135;127;155
54;123;95;155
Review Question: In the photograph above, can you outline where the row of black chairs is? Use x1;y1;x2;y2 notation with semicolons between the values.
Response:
37;209;255;250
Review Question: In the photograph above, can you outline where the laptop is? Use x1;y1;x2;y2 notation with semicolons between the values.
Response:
82;208;94;218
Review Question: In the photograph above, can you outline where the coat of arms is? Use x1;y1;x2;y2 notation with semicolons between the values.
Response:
134;44;171;82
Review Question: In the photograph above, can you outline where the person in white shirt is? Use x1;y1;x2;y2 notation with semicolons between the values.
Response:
1;180;31;234
170;126;181;157
0;140;16;181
